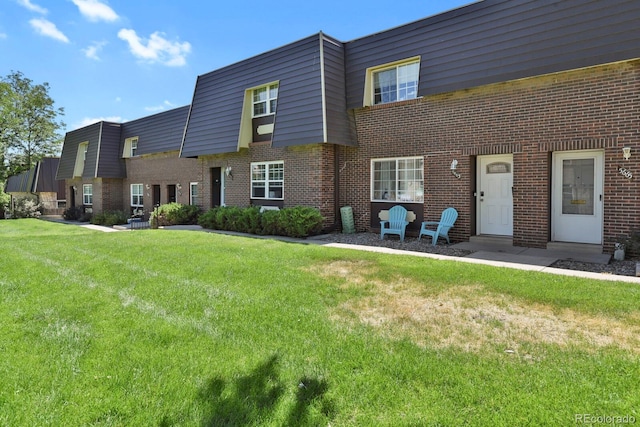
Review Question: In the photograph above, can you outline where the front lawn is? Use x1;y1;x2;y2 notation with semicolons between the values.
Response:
1;219;639;426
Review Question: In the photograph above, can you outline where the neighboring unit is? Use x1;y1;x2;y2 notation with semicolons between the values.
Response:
4;157;65;216
56;106;198;218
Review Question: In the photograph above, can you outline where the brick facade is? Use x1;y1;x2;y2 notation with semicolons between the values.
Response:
197;143;337;229
339;60;640;251
123;151;200;216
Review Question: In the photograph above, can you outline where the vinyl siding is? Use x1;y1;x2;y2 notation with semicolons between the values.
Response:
345;0;640;108
4;168;35;192
56;122;103;180
181;33;353;157
35;158;61;193
321;35;356;147
96;122;126;178
121;105;189;156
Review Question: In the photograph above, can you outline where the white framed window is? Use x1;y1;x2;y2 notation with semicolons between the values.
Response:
251;161;283;199
123;137;139;158
131;183;143;207
252;83;278;117
364;57;420;106
83;184;93;205
189;182;199;205
371;157;424;203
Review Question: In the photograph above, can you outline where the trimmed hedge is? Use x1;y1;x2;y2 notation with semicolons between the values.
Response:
91;210;129;226
198;206;324;238
150;203;201;228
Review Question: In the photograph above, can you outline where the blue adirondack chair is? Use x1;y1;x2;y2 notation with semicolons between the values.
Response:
380;205;409;242
418;207;458;246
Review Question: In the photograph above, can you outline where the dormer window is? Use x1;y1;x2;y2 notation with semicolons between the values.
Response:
123;137;139;158
131;138;138;156
73;142;89;177
252;83;278;117
364;57;421;106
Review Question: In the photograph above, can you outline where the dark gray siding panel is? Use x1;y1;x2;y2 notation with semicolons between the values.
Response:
57;122;103;179
121;105;189;156
36;158;61;193
5;168;35;192
322;36;356;147
182;34;327;156
345;0;640;108
96;122;126;178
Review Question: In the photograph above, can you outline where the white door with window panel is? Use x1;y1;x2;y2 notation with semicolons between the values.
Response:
478;154;513;236
552;151;603;244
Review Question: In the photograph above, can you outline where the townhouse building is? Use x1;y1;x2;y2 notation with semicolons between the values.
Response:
58;0;640;253
57;106;198;217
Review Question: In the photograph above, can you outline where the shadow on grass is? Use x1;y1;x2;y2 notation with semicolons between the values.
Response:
198;354;334;426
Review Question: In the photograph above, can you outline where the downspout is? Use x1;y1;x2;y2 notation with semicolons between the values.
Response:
320;32;339;231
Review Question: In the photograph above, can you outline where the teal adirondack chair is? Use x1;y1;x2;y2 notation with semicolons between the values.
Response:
418;207;458;246
380;205;409;242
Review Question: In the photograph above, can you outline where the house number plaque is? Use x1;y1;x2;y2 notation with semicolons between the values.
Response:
618;166;633;180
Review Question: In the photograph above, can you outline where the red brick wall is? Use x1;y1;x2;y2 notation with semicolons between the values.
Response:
124;151;200;215
340;60;640;250
198;143;336;229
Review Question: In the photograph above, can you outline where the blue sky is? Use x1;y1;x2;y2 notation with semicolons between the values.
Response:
2;0;474;133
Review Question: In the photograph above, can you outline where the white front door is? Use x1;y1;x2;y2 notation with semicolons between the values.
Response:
478;154;513;236
552;151;603;244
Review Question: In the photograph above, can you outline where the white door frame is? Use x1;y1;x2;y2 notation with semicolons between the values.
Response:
551;150;604;244
477;154;514;236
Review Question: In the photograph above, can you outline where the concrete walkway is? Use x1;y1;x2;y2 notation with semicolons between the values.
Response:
40;217;640;283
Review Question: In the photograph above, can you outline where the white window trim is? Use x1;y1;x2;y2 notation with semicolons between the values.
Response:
123;137;139;158
189;182;199;205
74;142;89;177
251;82;279;118
363;56;421;107
82;184;93;205
131;183;144;207
251;160;284;200
370;156;424;203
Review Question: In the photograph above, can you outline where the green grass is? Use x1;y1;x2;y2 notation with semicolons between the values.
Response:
1;219;639;426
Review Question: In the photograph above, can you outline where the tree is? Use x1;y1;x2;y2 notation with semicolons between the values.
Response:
0;71;65;179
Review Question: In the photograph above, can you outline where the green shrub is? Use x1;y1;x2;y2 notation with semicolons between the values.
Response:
278;206;324;238
63;206;82;221
260;209;281;236
12;198;42;218
198;205;324;238
150;203;202;227
91;210;128;226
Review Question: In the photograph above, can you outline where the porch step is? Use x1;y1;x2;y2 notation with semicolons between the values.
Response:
546;242;603;254
469;235;513;246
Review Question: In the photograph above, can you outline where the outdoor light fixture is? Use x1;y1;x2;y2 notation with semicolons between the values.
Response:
450;159;461;179
225;165;233;179
623;147;631;160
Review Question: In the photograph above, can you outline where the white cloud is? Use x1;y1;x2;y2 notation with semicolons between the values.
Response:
117;29;191;67
82;41;107;60
145;100;177;112
72;0;119;23
73;116;123;129
29;18;69;43
17;0;48;14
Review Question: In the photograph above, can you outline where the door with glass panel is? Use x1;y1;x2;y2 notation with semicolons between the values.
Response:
551;151;603;244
